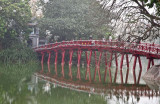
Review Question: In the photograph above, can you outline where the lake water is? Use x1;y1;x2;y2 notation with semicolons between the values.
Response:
1;55;160;104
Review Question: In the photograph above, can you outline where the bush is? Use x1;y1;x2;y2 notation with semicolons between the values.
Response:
0;42;37;64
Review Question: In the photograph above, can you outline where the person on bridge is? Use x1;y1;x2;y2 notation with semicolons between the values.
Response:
89;35;93;40
109;36;112;41
125;36;131;49
134;37;141;49
117;35;121;42
102;37;106;42
117;35;122;47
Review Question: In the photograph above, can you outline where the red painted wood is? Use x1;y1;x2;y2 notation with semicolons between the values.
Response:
108;52;113;83
94;51;97;81
34;40;160;84
61;50;65;77
77;50;82;80
147;59;151;71
133;55;137;84
41;52;44;73
47;52;51;73
137;56;142;84
97;52;102;82
120;54;124;84
114;53;118;83
104;52;108;82
69;50;73;79
54;51;58;76
125;54;129;83
85;51;92;82
152;59;154;66
94;51;102;82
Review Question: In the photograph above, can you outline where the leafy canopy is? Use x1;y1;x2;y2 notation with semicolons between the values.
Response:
38;0;112;41
0;0;32;48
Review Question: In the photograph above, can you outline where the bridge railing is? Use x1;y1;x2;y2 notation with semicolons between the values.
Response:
33;40;160;55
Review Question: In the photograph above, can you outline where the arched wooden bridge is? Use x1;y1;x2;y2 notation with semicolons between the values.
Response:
34;40;160;84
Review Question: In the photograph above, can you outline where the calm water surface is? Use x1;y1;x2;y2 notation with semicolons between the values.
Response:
1;56;160;104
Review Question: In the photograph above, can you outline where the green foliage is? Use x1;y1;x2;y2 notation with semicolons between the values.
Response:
0;42;37;64
38;0;112;41
0;0;32;48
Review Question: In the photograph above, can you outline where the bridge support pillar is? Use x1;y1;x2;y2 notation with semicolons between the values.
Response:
104;52;108;82
147;58;154;71
85;51;92;82
69;50;73;79
133;55;142;84
120;54;124;84
125;54;130;83
104;52;113;83
77;50;82;80
137;56;142;84
54;51;58;76
94;51;102;82
61;50;65;77
133;55;137;84
114;53;118;83
47;51;51;74
40;52;44;73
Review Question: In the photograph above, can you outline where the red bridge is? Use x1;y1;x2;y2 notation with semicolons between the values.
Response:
34;40;160;84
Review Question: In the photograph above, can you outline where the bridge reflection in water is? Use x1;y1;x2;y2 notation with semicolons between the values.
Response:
34;72;160;104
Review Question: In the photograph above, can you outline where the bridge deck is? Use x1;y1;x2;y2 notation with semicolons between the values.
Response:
34;40;160;59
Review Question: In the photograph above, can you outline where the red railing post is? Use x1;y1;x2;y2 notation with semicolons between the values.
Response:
94;51;97;81
125;54;129;84
61;50;65;77
47;51;51;74
137;56;142;84
120;54;124;84
94;51;102;82
85;51;88;63
114;53;118;83
69;50;73;79
147;59;151;70
85;50;92;82
133;55;137;84
77;49;82;80
54;50;58;76
40;52;44;73
151;59;154;66
104;52;108;82
108;52;113;83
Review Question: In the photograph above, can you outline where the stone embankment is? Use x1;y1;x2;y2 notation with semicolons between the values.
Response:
143;65;160;81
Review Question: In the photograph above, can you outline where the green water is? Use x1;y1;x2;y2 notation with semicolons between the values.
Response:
0;63;160;104
0;63;106;104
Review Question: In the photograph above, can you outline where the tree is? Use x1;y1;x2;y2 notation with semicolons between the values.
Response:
0;0;32;48
100;0;160;41
38;0;113;41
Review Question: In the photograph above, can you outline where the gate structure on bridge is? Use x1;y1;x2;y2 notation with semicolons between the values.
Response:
34;40;160;84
